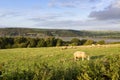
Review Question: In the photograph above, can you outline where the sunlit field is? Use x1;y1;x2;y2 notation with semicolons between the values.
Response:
0;44;120;80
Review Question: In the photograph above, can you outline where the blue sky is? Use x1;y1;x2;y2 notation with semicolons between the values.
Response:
0;0;120;30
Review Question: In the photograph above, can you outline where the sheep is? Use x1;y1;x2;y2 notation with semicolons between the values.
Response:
61;46;67;50
74;51;90;61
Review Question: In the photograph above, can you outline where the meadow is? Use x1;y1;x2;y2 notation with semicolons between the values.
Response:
0;44;120;80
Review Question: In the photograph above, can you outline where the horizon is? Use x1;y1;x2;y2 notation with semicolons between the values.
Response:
0;0;120;31
0;27;120;31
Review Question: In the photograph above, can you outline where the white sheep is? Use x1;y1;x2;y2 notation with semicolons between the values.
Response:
61;46;67;50
74;51;90;61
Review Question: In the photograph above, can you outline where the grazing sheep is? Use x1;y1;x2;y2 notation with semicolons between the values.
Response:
74;51;90;61
61;46;67;50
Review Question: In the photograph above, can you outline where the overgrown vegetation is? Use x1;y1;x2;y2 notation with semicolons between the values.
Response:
0;44;120;80
0;37;109;49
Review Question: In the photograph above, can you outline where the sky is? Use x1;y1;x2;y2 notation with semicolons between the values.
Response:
0;0;120;30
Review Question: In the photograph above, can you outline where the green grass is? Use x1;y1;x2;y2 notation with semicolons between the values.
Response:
0;44;120;80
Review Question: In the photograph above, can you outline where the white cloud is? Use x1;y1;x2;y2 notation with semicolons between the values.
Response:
111;0;120;8
89;0;120;20
89;8;120;20
34;19;120;30
48;0;95;9
0;9;37;27
92;0;114;10
87;0;120;30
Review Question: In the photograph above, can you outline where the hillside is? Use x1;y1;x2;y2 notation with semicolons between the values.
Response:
0;28;120;39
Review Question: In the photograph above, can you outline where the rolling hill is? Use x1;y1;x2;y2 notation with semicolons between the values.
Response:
0;28;120;39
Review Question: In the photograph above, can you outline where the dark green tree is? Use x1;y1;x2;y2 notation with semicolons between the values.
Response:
0;37;13;49
27;38;37;47
13;37;28;48
46;37;57;47
70;38;80;46
4;37;14;48
37;38;46;47
80;39;87;45
0;38;5;49
56;39;63;46
97;40;105;45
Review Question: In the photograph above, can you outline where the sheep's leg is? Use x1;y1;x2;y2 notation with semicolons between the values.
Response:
74;57;77;61
87;56;90;60
82;57;84;61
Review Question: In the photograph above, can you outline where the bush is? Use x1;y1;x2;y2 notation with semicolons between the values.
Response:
97;40;105;45
2;54;120;80
70;38;80;46
84;40;94;45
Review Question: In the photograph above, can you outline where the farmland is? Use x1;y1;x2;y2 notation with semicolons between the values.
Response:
0;44;120;80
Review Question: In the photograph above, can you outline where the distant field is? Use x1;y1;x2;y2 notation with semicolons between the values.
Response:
0;44;120;80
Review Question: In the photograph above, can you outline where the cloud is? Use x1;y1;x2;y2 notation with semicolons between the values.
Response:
48;0;77;8
0;9;37;27
112;0;120;8
0;10;22;18
34;19;120;30
35;20;84;29
90;0;114;11
89;8;120;20
48;0;94;9
88;0;120;30
89;0;98;2
48;0;115;11
0;0;119;31
29;14;61;22
89;0;120;20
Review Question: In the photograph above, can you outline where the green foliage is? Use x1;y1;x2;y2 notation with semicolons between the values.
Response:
80;39;87;45
46;37;57;47
0;37;14;49
37;38;46;47
27;38;37;48
97;40;105;45
110;42;120;44
0;44;120;80
70;38;81;46
84;40;94;45
0;38;5;49
13;37;28;48
0;36;119;49
56;39;63;46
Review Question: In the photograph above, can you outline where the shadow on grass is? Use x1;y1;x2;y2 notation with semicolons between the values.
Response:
90;55;105;60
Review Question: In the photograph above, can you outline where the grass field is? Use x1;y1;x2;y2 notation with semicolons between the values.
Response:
0;44;120;80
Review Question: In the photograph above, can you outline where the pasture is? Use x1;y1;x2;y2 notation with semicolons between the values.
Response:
0;44;120;80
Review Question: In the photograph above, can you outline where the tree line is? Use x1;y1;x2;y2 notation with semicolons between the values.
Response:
0;37;106;49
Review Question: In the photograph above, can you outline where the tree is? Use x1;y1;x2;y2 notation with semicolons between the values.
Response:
97;40;105;45
70;38;80;46
0;37;13;49
80;39;87;45
46;37;57;47
37;38;46;47
13;37;28;48
4;37;14;48
56;39;63;46
84;40;94;45
27;38;37;47
0;38;5;49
